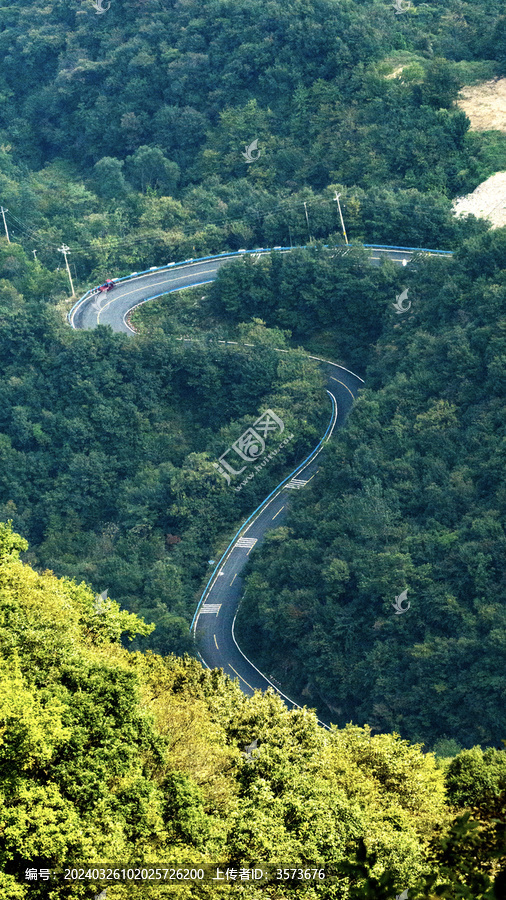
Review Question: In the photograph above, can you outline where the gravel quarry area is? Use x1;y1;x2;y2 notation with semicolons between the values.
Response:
453;78;506;228
458;77;506;133
453;172;506;229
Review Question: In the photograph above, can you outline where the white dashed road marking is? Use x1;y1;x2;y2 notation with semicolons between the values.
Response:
285;479;308;490
200;604;222;614
235;537;257;549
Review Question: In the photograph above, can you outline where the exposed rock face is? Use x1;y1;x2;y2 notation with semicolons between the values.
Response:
453;172;506;229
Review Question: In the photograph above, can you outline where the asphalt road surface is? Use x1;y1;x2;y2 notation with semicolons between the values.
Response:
192;359;362;722
70;244;448;716
69;244;434;332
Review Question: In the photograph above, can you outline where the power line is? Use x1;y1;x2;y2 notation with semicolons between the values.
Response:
5;209;61;250
1;191;351;259
4;193;333;253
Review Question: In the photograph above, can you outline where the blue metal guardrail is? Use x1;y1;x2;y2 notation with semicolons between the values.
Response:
363;243;453;255
67;243;453;327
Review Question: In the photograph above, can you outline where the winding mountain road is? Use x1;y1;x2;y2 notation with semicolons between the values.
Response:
191;359;362;722
69;243;451;715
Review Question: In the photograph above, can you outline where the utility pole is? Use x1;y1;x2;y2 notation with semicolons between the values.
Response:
0;207;10;243
334;192;348;245
32;249;37;260
303;201;312;243
288;222;293;249
58;244;75;297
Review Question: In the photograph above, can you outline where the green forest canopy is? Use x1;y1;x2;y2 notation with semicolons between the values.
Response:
222;233;506;749
2;219;506;750
0;0;504;281
1;521;506;899
0;0;505;870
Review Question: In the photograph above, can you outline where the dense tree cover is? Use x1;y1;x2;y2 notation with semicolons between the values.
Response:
0;0;503;289
0;153;490;294
0;241;329;655
2;521;506;900
234;228;506;749
204;243;414;369
0;0;506;884
0;0;503;195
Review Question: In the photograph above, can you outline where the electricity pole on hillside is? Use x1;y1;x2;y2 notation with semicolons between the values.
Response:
334;192;348;245
0;207;10;242
303;201;312;243
58;243;75;297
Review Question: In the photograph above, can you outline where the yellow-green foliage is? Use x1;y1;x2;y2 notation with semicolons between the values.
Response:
0;522;453;899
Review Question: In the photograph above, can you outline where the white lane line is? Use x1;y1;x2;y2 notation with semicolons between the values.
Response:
193;387;341;635
89;247;416;326
96;265;222;322
370;255;408;264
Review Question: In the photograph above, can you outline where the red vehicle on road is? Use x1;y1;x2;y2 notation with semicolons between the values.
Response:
98;279;115;293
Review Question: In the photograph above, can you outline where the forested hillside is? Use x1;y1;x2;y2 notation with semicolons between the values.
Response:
1;0;506;884
229;231;506;749
0;239;329;655
0;0;505;281
2;522;506;899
